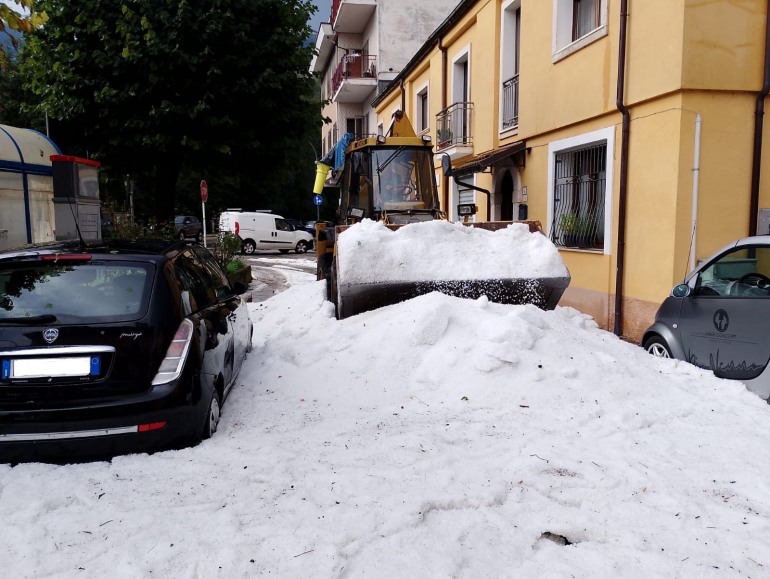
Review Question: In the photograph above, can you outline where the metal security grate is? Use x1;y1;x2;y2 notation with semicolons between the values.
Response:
551;142;606;250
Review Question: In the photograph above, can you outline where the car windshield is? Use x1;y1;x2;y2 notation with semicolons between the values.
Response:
0;261;152;322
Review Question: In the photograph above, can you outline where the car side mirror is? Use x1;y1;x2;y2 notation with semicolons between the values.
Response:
671;284;691;298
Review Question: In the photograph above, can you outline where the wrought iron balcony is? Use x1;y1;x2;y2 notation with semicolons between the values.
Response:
436;102;474;154
502;74;519;130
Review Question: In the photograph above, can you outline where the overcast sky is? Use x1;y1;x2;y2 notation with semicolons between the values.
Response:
308;0;333;33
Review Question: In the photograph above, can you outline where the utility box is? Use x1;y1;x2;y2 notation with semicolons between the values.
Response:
51;155;102;241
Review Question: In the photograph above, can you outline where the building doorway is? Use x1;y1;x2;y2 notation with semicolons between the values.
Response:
500;170;514;221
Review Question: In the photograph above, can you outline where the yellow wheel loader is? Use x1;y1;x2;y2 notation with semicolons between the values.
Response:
313;111;570;319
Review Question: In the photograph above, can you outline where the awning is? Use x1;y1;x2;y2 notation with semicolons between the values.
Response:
448;140;527;178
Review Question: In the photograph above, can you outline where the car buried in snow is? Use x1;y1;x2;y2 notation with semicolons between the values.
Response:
642;235;770;402
0;239;253;462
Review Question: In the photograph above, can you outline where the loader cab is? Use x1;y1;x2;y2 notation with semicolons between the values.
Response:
341;144;440;226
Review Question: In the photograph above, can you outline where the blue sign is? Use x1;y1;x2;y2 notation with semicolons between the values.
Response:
313;194;323;206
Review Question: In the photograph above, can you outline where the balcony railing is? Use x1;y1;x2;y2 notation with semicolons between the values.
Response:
332;54;378;95
502;74;519;130
436;102;474;151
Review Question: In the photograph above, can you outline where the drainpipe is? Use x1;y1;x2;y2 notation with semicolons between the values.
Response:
400;79;406;114
439;38;449;214
690;114;702;273
614;0;630;337
749;0;770;236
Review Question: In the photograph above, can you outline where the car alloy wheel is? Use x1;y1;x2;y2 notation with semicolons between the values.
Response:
295;240;308;254
644;336;672;358
202;389;221;440
242;240;256;255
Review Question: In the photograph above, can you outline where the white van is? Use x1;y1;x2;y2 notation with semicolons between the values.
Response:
218;210;314;255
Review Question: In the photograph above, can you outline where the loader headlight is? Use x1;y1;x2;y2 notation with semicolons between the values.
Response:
347;206;365;219
457;203;477;217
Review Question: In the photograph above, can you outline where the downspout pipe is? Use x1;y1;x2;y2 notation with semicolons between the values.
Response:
690;114;702;273
614;0;630;337
439;38;449;214
749;0;770;236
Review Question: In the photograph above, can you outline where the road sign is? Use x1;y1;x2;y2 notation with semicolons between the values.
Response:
313;194;323;206
200;180;209;203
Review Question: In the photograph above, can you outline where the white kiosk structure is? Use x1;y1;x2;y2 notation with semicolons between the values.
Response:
0;124;61;250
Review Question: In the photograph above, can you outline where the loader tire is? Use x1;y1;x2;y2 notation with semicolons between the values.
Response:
330;260;339;319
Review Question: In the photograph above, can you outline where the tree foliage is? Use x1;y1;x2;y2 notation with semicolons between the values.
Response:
0;0;44;68
19;0;324;222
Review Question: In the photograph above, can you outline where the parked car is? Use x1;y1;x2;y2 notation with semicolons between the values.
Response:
219;210;313;254
174;215;204;242
303;220;333;235
642;235;770;401
0;238;253;462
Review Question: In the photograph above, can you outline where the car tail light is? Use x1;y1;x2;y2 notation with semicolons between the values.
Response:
235;221;240;236
138;421;167;432
151;319;194;386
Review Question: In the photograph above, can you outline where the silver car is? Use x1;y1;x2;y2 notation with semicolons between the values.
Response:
642;235;770;401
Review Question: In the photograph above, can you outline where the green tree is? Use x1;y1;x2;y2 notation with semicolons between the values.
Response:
20;0;323;222
0;1;42;68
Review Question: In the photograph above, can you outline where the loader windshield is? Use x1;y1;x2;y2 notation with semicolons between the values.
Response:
342;146;438;222
372;147;436;211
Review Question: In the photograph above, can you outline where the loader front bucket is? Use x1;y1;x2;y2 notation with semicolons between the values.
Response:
331;220;572;320
334;275;571;319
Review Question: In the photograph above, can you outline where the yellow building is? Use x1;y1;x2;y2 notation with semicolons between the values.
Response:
372;0;770;342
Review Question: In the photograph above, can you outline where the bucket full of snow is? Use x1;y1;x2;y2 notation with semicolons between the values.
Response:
332;220;571;319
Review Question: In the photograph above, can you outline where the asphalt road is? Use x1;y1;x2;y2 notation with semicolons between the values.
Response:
240;250;318;302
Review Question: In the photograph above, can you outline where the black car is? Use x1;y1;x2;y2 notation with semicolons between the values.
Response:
174;215;204;242
0;239;253;462
642;235;770;401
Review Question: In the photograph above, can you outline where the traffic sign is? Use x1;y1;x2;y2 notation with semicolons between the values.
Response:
200;180;209;203
313;194;323;206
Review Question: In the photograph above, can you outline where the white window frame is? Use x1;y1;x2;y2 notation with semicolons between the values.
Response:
552;0;608;63
547;126;614;255
415;82;430;134
499;0;521;135
451;45;472;105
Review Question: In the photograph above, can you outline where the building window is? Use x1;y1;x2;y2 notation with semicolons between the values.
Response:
500;0;521;131
416;85;429;133
548;127;614;253
553;0;607;61
346;117;366;139
572;0;600;41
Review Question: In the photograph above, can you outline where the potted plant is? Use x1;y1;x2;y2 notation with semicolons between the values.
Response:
437;128;453;146
559;213;585;247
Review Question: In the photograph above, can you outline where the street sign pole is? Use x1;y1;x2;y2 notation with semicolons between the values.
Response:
313;193;322;221
200;180;209;248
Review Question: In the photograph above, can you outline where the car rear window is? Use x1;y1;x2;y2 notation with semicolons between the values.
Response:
0;261;152;322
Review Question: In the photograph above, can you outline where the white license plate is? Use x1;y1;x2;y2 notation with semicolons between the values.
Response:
11;356;93;378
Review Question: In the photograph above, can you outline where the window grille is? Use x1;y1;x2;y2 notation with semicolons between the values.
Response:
552;142;606;249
